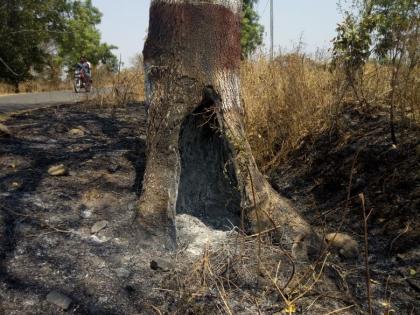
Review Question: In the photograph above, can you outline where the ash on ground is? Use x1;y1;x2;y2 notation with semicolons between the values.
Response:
0;103;418;314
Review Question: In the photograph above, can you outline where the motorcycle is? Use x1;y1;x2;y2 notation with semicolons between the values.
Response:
73;64;91;93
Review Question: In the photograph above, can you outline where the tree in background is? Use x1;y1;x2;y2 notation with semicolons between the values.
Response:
57;0;118;71
332;0;419;143
0;0;68;91
241;0;264;58
0;0;117;91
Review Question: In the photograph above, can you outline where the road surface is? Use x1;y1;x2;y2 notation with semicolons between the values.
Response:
0;90;93;114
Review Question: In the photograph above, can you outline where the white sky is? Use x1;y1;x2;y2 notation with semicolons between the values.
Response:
91;0;344;66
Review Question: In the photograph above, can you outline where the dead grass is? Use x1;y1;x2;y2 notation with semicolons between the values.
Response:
242;53;419;172
83;51;419;174
0;79;71;95
89;66;144;108
162;234;353;314
241;54;339;171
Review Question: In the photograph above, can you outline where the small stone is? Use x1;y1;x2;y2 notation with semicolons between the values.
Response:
0;123;11;137
150;258;173;272
46;291;72;310
8;180;23;191
325;232;359;259
116;267;131;278
89;234;111;243
68;128;85;137
48;164;68;176
80;207;92;218
91;220;108;234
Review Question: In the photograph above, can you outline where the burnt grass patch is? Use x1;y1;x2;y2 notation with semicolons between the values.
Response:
0;103;164;314
271;104;420;313
0;102;418;314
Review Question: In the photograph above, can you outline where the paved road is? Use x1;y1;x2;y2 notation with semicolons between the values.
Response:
0;90;92;114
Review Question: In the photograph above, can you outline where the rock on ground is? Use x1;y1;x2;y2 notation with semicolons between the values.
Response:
91;220;109;234
46;291;72;310
48;164;68;176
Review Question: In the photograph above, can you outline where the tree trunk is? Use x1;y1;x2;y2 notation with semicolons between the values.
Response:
139;0;316;252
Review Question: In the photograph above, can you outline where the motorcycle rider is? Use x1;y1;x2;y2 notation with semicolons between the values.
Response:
79;56;92;82
74;56;92;92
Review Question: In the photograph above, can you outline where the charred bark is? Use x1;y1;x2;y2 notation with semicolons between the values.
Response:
139;0;317;252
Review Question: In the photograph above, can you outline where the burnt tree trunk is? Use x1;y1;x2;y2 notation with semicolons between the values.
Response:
140;0;316;251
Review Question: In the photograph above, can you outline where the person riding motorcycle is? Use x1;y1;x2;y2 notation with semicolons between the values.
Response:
74;56;92;92
77;56;92;82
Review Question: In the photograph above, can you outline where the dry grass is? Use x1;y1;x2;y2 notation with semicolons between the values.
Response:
359;62;420;121
241;54;340;171
88;66;144;108
241;53;419;172
161;234;352;314
91;51;418;173
0;79;71;95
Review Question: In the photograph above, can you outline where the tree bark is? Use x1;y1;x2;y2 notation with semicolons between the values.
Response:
139;0;316;252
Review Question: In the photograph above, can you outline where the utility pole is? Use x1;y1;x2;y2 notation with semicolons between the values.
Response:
270;0;274;60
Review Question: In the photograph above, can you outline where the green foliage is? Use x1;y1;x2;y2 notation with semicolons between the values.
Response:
241;0;264;58
369;0;419;61
0;0;68;87
333;0;419;143
332;14;375;71
332;0;419;68
57;0;117;70
0;0;117;88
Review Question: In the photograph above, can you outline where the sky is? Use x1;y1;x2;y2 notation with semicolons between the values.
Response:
91;0;344;66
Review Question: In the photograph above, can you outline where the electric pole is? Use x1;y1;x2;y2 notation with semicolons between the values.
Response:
270;0;274;60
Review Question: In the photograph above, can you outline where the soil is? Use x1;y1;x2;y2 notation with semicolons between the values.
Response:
0;102;418;314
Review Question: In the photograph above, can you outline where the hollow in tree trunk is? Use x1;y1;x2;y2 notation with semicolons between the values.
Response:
139;0;317;252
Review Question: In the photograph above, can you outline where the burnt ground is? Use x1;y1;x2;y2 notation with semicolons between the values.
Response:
0;103;171;314
271;104;420;313
0;102;418;314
